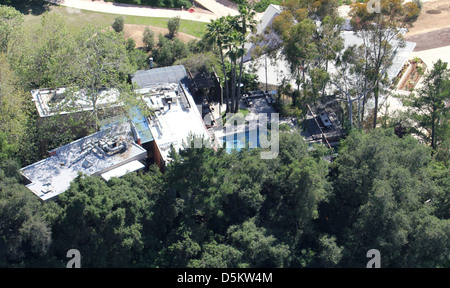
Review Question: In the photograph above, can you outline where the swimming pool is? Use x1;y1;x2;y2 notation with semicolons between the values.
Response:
223;129;263;153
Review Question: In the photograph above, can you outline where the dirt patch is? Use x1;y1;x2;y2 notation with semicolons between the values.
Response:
405;0;450;37
426;9;441;14
215;0;238;9
405;26;450;51
123;24;200;48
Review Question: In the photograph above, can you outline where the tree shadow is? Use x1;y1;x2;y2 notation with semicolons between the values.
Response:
3;0;53;16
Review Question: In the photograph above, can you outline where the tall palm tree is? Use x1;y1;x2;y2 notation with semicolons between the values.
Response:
225;29;242;114
205;17;230;113
234;5;257;113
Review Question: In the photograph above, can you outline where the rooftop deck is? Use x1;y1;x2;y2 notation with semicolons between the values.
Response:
31;87;121;117
135;82;210;163
19;122;147;201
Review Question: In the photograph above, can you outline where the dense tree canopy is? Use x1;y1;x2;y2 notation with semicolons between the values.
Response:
1;128;448;268
324;129;449;267
0;4;23;53
0;164;52;267
0;3;448;269
0;54;27;160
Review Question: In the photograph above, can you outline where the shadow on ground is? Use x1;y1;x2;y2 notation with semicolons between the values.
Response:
1;0;53;15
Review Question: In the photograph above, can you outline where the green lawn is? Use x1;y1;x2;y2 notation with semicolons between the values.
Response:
22;5;207;38
124;15;208;38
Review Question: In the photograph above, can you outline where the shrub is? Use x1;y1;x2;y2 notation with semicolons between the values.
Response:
112;16;125;33
167;16;180;39
143;27;156;52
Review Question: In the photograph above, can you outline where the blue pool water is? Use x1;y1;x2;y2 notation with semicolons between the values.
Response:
223;129;262;153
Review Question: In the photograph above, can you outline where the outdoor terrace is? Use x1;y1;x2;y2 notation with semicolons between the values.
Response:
19;122;147;201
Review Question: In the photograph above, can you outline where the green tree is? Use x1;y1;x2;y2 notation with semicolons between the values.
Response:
272;4;317;96
204;6;256;113
226;27;245;114
188;241;243;268
227;218;290;268
0;0;50;15
7;13;71;89
315;15;344;70
0;167;52;267
316;234;344;268
143;26;155;52
325;128;448;267
331;43;376;128
403;59;450;151
349;0;420;129
52;170;166;267
112;16;125;33
258;132;330;250
406;215;450;267
163;131;331;268
153;34;190;67
234;5;257;113
0;5;23;53
205;17;230;112
174;51;221;75
167;16;180;39
0;54;27;160
161;228;201;267
126;38;149;71
9;16;135;128
65;25;134;130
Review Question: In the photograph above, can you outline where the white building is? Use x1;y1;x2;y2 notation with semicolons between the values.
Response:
130;66;211;170
19;122;147;201
22;65;212;200
243;5;416;90
31;87;121;118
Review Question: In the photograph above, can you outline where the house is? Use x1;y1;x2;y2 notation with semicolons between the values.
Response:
129;65;190;88
31;87;121;118
243;4;283;64
22;65;212;200
19;121;147;201
130;66;211;171
327;29;417;84
243;5;417;91
30;65;211;171
243;5;289;90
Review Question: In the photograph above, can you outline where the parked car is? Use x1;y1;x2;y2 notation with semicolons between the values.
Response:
265;94;275;104
244;95;253;106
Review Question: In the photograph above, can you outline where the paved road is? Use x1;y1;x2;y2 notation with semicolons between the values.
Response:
46;0;238;22
195;0;238;18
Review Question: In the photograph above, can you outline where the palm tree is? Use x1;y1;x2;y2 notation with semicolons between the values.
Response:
234;5;257;113
206;6;257;114
225;29;242;114
205;17;230;112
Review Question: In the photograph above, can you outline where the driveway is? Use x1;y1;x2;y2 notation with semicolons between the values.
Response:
45;0;238;22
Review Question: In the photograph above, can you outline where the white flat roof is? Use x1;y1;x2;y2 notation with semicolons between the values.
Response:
20;123;147;201
137;83;210;163
31;87;121;117
101;160;145;181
